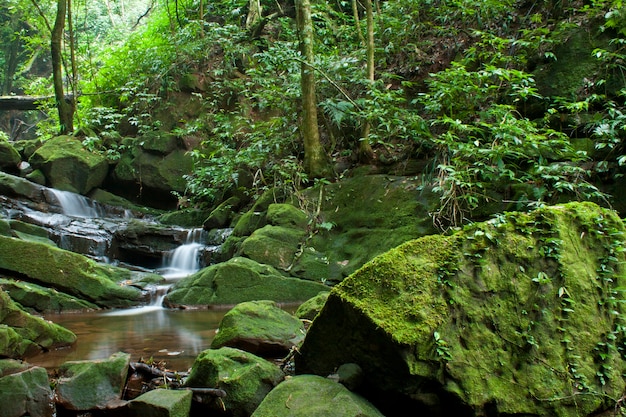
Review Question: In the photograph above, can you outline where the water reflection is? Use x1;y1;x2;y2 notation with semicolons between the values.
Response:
29;309;225;371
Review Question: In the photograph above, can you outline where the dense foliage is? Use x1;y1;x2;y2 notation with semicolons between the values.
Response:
2;0;626;227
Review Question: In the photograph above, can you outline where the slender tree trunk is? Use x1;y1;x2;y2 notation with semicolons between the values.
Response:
51;0;74;134
357;0;374;162
351;0;364;45
296;0;330;178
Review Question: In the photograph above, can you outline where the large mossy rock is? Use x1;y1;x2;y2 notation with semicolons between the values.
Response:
0;289;76;358
0;235;141;308
297;202;626;417
0;171;46;201
0;140;21;174
185;347;284;417
55;352;131;411
0;278;98;313
211;300;306;357
251;374;384;417
28;136;108;194
0;360;55;417
164;257;328;308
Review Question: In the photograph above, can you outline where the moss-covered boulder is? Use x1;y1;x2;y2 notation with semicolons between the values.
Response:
0;278;98;313
185;347;284;417
294;292;329;321
0;360;55;417
55;352;131;411
164;257;329;308
0;235;141;308
125;388;192;417
0;289;76;358
211;300;306;357
251;374;384;417
203;196;242;229
297;202;626;417
28;136;109;194
239;225;306;272
0;140;21;173
0;171;45;201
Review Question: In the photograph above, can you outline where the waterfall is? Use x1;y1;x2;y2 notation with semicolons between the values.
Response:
161;228;207;279
47;189;104;218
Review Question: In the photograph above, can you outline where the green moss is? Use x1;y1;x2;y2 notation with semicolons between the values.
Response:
239;225;306;271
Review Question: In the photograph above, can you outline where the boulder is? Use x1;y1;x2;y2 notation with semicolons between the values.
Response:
297;202;626;417
0;171;46;202
125;388;192;417
0;278;98;313
265;204;308;228
184;347;284;417
211;300;306;357
239;225;305;272
203;196;242;229
28;135;109;194
251;374;384;417
0;235;141;308
55;352;130;411
294;292;329;321
163;257;329;308
0;140;21;173
0;289;76;358
0;360;55;417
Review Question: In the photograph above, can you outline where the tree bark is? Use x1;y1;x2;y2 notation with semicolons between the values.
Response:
296;0;330;178
51;0;74;134
357;0;374;162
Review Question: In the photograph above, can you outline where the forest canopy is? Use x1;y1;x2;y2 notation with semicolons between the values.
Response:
1;0;626;227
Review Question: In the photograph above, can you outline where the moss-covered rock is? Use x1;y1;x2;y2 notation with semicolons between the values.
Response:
55;352;130;411
28;136;109;194
163;257;329;308
297;202;626;417
125;388;192;417
0;235;141;308
294;292;329;321
203;196;242;230
211;300;306;357
0;360;55;417
239;225;305;272
0;289;76;358
185;347;284;417
266;204;308;228
251;374;384;417
0;278;98;313
0;140;21;173
0;171;45;201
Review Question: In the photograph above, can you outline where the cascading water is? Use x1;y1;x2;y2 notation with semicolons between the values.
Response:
161;228;206;279
47;188;104;218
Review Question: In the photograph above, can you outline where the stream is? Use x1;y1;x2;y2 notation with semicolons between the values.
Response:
2;187;232;370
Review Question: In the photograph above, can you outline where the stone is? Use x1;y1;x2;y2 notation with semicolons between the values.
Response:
185;347;284;417
0;360;55;417
55;352;131;411
0;289;76;358
297;202;626;417
126;388;192;417
0;235;142;308
239;225;305;272
211;300;306;357
203;196;242;229
0;140;21;173
28;135;109;194
0;171;46;202
294;292;329;321
0;278;98;313
250;374;384;417
163;257;329;308
265;204;308;228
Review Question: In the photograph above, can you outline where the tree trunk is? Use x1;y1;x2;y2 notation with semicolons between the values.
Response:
296;0;330;178
357;0;374;162
51;0;74;134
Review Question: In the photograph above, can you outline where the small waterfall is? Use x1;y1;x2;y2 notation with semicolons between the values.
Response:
161;228;207;279
47;189;104;218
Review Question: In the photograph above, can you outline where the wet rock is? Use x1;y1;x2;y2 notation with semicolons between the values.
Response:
29;135;109;194
164;257;329;308
0;360;55;417
185;347;284;417
0;235;142;308
55;352;131;411
211;300;306;357
0;278;98;313
125;388;192;417
203;196;242;229
0;289;76;357
0;171;45;202
294;291;329;321
239;225;305;272
250;374;384;417
297;202;626;417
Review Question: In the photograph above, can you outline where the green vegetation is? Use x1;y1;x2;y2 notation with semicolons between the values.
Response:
2;0;626;226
